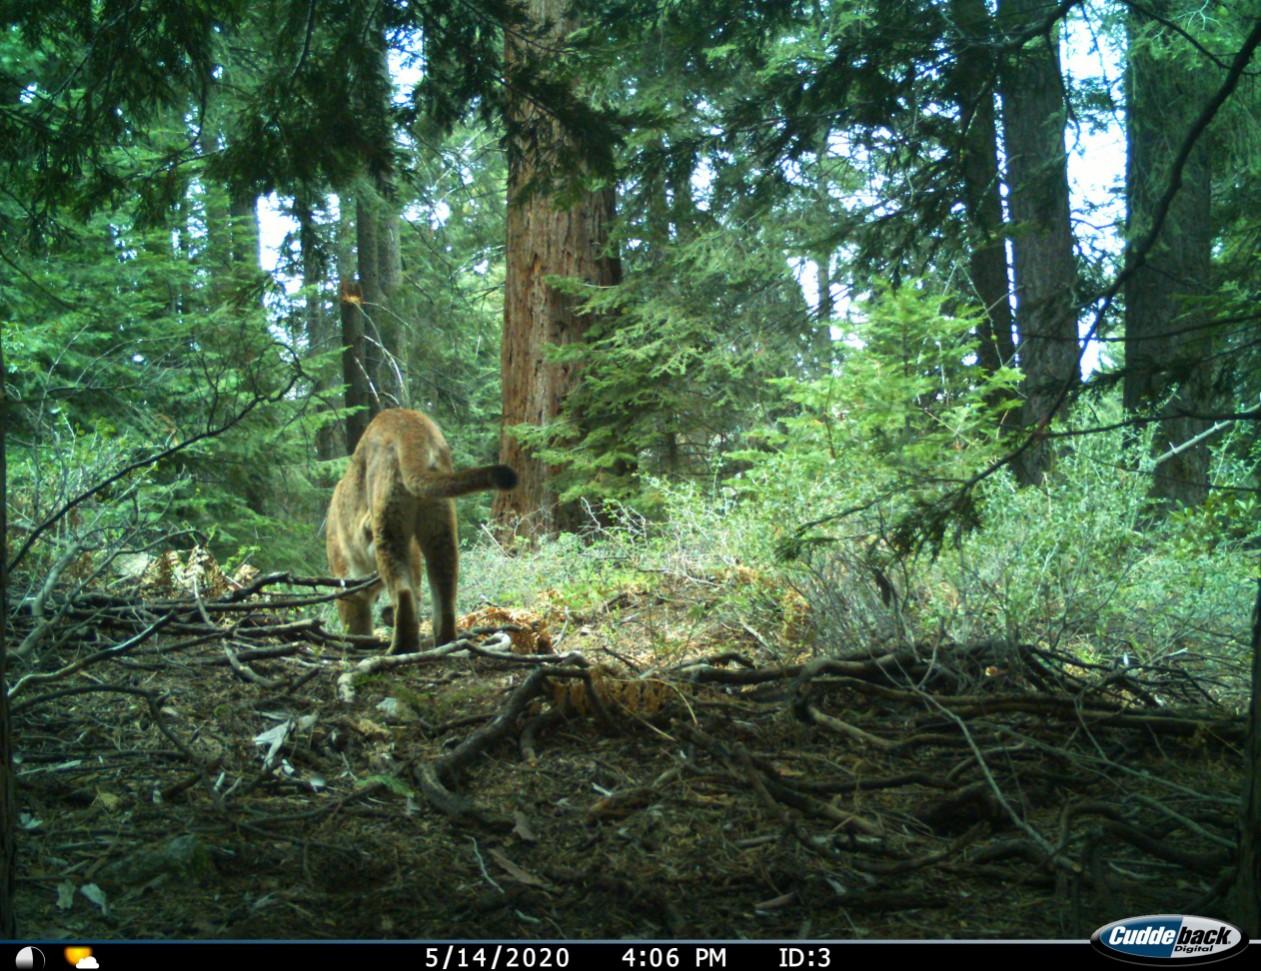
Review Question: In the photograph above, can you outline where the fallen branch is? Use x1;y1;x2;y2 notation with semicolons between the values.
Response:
335;634;501;703
7;612;176;701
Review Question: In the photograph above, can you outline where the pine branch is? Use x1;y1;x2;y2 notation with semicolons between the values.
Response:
6;367;300;575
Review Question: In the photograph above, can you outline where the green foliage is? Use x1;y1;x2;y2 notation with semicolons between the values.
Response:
358;774;415;799
746;398;1255;696
0;0;539;227
2;7;520;588
396;123;506;453
464;397;1253;707
460;522;647;614
4;421;187;607
2;186;332;579
3;0;1257;704
929;415;1255;674
732;283;1018;547
383;121;509;540
513;220;820;512
1;0;238;224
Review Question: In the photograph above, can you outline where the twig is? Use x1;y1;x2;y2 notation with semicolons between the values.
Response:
10;682;158;722
335;635;493;703
222;644;282;689
803;704;896;751
8;372;300;574
925;695;1078;875
7;612;176;701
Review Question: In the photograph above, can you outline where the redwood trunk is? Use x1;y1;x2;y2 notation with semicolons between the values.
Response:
494;0;622;538
999;0;1080;483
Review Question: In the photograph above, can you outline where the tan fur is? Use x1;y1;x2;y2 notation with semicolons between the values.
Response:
326;408;517;654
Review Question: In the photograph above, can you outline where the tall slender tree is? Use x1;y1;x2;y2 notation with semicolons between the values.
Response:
1123;0;1215;507
353;16;405;413
355;186;405;410
949;0;1015;403
295;192;340;463
998;0;1080;484
339;279;375;454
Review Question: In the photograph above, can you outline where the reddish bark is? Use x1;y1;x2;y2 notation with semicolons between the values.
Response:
493;0;622;539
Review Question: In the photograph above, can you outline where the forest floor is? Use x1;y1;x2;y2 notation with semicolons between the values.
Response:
9;554;1245;941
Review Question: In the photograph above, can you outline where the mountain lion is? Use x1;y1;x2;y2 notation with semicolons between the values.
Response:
326;408;517;654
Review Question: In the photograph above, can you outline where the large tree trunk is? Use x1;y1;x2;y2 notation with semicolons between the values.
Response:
998;0;1080;483
1123;1;1214;508
494;0;623;539
1;325;16;936
950;0;1015;408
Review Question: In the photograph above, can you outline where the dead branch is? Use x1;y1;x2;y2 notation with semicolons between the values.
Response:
852;822;988;876
924;695;1081;877
411;664;563;827
674;662;804;684
432;664;578;784
520;706;566;763
1097;819;1230;875
222;644;282;689
335;634;501;703
802;703;896;751
678;723;882;837
10;682;163;718
187;644;302;665
7;612;175;701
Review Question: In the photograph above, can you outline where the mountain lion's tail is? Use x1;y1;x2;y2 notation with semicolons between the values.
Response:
403;462;518;499
387;412;516;499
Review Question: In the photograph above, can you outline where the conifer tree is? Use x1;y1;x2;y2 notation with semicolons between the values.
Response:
493;0;623;537
1123;0;1215;507
998;0;1080;485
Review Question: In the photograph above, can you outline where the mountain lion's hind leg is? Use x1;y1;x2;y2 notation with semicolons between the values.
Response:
373;502;422;655
417;499;459;646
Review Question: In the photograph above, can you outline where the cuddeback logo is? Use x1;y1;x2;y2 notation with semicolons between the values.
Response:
1090;915;1249;964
